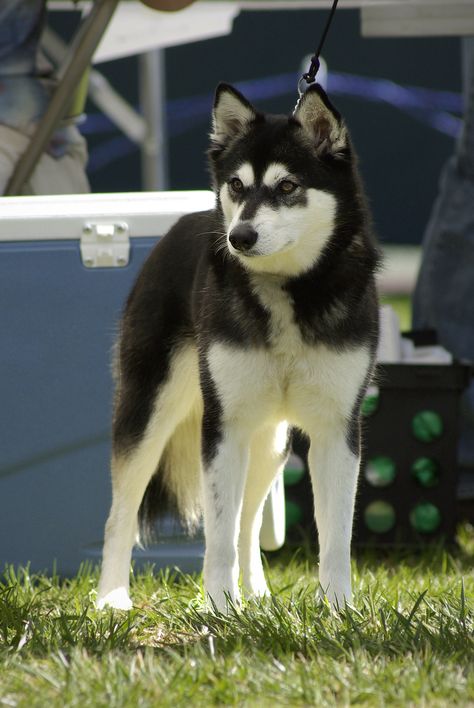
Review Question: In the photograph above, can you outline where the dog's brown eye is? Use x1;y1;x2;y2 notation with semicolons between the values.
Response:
229;178;244;193
278;180;297;194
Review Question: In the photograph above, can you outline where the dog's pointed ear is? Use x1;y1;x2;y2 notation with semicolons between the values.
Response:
210;83;258;150
294;84;347;157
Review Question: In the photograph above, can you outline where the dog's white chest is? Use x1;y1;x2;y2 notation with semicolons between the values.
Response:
207;280;371;431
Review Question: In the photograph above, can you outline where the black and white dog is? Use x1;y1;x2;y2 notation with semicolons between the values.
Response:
97;84;379;612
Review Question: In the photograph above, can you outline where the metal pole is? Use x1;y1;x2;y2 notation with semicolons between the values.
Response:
139;49;168;191
5;0;120;196
43;26;147;146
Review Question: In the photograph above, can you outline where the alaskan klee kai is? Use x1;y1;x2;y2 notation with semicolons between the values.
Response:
97;83;379;612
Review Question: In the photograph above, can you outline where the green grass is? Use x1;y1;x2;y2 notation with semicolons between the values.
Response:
1;526;473;707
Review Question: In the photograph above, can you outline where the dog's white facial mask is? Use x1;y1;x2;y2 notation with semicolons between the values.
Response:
220;166;337;277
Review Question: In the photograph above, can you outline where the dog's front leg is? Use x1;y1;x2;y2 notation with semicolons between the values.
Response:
201;422;250;613
308;424;360;608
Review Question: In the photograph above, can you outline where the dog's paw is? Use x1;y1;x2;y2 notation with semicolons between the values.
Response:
244;576;270;600
96;587;133;611
205;588;241;614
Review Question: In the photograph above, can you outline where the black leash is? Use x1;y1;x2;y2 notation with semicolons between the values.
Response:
297;0;339;98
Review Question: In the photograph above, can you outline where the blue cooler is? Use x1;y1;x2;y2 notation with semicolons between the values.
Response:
0;191;214;576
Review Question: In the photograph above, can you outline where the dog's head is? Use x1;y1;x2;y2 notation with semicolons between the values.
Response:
208;83;359;277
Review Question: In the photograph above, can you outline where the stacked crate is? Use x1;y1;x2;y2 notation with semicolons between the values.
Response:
284;363;471;546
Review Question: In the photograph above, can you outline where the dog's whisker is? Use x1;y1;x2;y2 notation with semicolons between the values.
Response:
196;230;227;238
214;240;233;262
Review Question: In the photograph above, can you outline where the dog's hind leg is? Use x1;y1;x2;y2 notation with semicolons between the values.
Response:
97;345;199;610
238;422;290;598
97;444;164;611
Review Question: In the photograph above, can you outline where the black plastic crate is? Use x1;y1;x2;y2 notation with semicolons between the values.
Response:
284;363;471;546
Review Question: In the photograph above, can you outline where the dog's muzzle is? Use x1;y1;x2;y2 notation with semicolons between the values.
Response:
229;223;258;253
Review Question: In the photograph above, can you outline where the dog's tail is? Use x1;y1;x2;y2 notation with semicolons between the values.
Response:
138;403;203;543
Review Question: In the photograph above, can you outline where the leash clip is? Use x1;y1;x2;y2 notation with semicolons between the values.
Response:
296;54;319;106
303;55;320;86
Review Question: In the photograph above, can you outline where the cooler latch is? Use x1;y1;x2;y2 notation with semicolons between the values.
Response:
80;221;130;268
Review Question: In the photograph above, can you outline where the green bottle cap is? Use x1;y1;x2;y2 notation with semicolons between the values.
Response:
410;503;441;533
364;501;396;533
365;456;396;487
412;410;443;443
361;387;379;417
285;500;303;529
411;457;439;488
283;453;305;487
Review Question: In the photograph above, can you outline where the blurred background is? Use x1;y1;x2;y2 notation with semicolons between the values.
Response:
51;5;461;250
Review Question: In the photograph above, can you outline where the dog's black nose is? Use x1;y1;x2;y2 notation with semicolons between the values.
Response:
229;223;258;252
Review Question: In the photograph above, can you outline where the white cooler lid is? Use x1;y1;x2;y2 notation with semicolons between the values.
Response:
0;190;215;242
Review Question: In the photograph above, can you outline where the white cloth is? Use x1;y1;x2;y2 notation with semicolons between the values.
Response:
0;123;90;196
